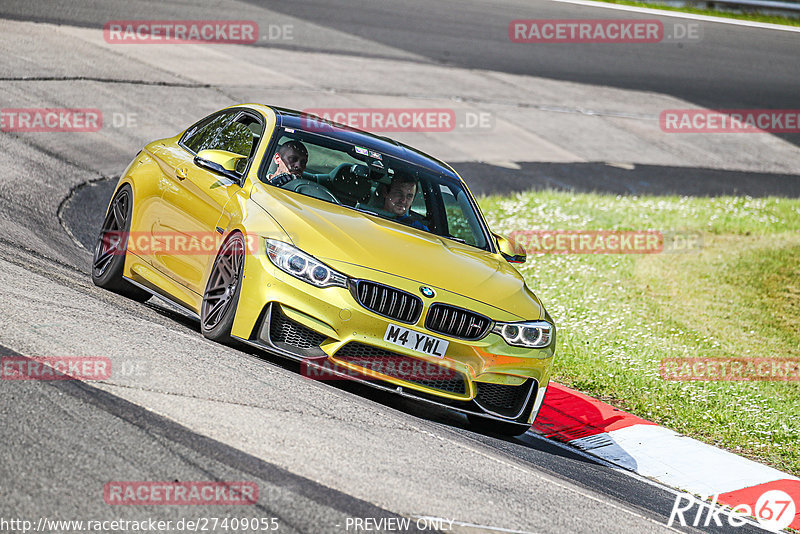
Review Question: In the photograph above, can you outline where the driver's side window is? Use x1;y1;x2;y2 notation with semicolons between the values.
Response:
265;135;290;177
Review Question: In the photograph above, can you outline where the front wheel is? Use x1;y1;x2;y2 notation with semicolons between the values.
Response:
91;184;150;302
201;233;245;343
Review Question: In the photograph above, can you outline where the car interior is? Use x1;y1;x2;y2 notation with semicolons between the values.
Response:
261;131;488;250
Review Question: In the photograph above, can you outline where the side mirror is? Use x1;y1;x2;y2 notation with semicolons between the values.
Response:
494;232;526;264
194;149;247;180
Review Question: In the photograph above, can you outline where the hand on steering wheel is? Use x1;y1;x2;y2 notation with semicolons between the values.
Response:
269;172;301;187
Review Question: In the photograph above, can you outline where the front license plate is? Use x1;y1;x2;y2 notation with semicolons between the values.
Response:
383;324;448;358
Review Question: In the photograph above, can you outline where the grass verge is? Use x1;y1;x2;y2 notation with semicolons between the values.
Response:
590;0;800;27
479;191;800;476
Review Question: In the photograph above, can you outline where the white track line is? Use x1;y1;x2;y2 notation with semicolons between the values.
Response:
546;0;800;32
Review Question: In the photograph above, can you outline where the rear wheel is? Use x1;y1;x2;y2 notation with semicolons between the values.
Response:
91;184;150;302
467;413;530;437
201;232;245;343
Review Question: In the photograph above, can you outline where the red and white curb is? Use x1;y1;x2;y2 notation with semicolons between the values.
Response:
532;383;800;530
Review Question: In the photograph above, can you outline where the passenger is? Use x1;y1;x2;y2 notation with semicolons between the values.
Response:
380;175;429;231
267;140;308;186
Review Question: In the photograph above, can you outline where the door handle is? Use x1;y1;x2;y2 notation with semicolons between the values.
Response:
176;167;188;180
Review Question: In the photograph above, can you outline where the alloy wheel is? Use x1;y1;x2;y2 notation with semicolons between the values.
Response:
201;234;245;332
93;189;130;277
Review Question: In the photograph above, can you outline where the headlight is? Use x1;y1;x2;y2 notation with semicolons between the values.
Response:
265;239;348;288
492;320;554;348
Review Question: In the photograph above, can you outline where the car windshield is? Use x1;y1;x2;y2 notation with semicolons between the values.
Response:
261;128;491;251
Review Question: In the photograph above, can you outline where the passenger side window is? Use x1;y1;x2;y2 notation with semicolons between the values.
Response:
183;111;262;174
440;184;483;247
184;113;234;154
409;182;427;218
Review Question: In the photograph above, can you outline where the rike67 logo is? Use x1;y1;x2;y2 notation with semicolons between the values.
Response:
668;490;796;531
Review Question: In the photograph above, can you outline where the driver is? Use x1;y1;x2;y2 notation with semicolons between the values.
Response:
267;140;308;186
380;174;429;231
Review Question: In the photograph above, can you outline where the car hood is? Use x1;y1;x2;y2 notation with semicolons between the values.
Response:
250;184;543;319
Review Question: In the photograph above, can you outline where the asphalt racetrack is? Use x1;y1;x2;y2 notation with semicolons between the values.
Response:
0;1;797;533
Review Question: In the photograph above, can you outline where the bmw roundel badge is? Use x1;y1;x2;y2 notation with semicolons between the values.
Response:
420;286;436;298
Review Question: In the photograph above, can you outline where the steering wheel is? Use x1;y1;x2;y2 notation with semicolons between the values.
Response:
285;178;340;204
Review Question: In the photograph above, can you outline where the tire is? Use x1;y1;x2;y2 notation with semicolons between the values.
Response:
201;232;245;343
467;413;530;437
91;184;151;302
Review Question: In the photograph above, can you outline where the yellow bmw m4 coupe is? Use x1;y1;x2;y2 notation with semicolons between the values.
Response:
92;104;555;435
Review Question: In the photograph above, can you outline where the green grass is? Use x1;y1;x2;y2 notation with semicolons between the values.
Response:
591;0;800;26
479;191;800;476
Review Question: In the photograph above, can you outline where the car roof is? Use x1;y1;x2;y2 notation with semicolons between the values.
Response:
268;106;462;181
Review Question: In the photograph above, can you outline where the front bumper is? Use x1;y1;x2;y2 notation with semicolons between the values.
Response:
230;242;555;425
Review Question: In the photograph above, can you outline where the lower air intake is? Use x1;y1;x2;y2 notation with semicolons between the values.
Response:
474;379;535;419
269;306;327;349
334;342;467;395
